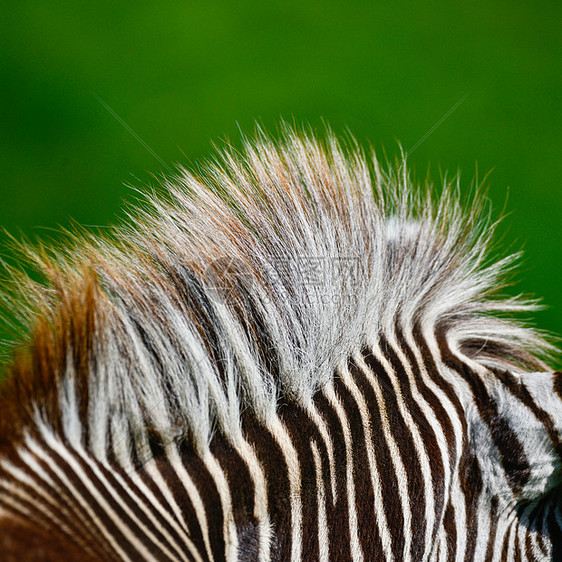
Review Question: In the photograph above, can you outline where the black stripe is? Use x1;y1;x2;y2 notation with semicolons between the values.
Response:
242;412;291;560
512;523;522;562
493;368;562;459
72;449;181;562
210;436;259;561
484;495;499;561
314;391;353;560
553;372;562;400
379;334;432;558
24;447;119;559
442;501;456;560
45;445;164;561
0;466;109;560
437;329;531;496
395;323;456;542
119;454;201;561
413;322;466;429
458;447;483;561
184;453;227;562
142;449;208;560
0;488;102;559
364;343;425;544
336;360;384;557
281;403;320;561
358;347;406;559
499;523;510;561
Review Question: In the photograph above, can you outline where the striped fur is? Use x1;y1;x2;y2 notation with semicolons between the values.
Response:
0;127;560;560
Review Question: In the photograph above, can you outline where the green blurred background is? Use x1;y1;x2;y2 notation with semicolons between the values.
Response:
0;1;560;356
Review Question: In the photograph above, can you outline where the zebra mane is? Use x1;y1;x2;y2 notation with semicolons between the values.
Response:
0;127;554;462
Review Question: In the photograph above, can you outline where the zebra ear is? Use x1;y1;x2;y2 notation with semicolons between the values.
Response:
467;370;562;503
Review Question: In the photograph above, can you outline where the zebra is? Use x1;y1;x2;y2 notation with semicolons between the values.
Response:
0;127;560;561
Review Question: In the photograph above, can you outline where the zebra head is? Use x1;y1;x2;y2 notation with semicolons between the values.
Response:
0;128;560;560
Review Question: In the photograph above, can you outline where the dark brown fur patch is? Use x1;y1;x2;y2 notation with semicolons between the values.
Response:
0;516;99;562
0;267;99;454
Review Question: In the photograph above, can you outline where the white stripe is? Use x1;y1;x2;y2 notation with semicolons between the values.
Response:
141;457;202;559
307;402;338;504
0;479;104;562
470;479;492;562
437;528;448;562
373;339;437;558
267;414;303;562
340;361;394;561
0;479;75;541
72;446;187;562
13;448;118;557
324;383;364;562
0;462;100;558
0;492;49;531
232;437;272;562
166;446;215;561
105;454;203;562
25;437;135;562
203;450;239;560
402;326;464;466
516;503;535;562
490;508;517;562
411;324;470;561
311;440;329;562
385;330;455;559
505;517;518;561
32;431;164;562
414;322;466;458
357;354;412;560
114;465;202;560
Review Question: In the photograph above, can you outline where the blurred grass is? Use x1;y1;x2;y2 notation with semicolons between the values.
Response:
0;0;560;361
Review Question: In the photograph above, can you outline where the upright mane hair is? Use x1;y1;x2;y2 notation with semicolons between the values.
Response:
0;127;552;467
